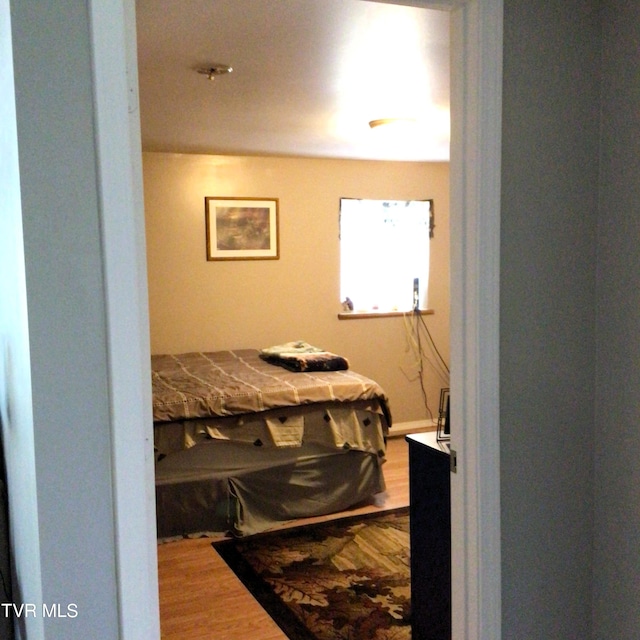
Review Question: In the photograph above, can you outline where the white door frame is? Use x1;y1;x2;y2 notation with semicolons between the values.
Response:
90;0;503;637
448;2;502;638
370;2;503;637
89;0;160;636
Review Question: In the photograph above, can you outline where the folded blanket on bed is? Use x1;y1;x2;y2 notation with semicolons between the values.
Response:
260;341;349;372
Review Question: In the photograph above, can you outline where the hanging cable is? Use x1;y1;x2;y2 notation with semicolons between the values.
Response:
401;311;432;418
402;310;450;421
418;312;450;378
414;311;434;421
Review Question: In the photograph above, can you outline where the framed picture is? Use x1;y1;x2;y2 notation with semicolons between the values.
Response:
205;197;279;260
437;387;450;442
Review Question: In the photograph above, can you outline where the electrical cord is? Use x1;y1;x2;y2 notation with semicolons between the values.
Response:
401;311;430;413
414;311;434;421
402;310;450;420
418;311;450;378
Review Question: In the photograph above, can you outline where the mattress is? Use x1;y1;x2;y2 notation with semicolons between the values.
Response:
152;349;391;537
151;349;391;424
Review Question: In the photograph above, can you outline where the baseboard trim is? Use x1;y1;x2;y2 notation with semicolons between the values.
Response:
389;419;437;438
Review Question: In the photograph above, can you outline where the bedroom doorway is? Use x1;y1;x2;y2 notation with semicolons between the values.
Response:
3;0;498;637
127;0;501;637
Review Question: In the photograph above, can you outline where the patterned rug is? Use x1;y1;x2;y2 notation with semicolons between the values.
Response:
213;508;410;640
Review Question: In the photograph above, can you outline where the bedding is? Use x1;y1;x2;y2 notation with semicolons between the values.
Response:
152;348;388;422
152;348;392;537
154;399;388;459
258;340;350;372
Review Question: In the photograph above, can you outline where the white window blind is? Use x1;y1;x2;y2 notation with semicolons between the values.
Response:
339;198;431;312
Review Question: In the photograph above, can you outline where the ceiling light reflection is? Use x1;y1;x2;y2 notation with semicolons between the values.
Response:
329;5;450;159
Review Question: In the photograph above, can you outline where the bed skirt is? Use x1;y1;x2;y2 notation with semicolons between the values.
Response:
155;441;385;537
154;399;389;538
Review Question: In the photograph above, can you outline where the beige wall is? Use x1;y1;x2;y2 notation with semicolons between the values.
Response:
143;152;450;424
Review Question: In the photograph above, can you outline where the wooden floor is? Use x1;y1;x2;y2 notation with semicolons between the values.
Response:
157;434;410;640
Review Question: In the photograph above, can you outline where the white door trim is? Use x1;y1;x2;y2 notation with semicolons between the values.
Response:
449;2;503;638
373;1;503;637
88;0;160;636
375;0;503;640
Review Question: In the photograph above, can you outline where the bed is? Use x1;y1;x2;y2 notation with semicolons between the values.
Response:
152;348;391;537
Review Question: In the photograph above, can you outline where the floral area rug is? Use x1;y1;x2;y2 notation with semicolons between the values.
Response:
213;507;411;640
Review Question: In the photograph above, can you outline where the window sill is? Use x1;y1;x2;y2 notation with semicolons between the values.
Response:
338;309;435;320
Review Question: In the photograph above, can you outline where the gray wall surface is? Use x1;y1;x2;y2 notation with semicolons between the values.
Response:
593;2;640;638
7;2;120;637
502;1;640;638
500;1;600;637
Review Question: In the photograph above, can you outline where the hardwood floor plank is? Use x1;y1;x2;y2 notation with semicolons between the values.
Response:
158;434;411;639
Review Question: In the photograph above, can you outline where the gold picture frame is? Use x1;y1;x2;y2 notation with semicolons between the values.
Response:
205;197;279;261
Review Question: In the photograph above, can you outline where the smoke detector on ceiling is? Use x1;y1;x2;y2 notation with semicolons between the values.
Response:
196;64;233;81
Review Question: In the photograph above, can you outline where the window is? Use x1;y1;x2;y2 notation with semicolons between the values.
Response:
339;198;432;314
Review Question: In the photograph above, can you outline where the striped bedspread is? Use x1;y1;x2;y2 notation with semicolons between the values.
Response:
151;349;390;424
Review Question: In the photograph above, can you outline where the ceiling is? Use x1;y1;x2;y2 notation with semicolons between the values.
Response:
135;0;450;162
